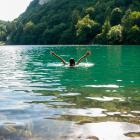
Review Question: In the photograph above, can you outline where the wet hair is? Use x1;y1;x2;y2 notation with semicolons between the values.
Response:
69;58;75;66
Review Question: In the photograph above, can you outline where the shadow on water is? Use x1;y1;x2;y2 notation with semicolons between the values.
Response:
0;45;140;140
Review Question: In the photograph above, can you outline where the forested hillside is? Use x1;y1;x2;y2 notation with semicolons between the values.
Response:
0;20;14;44
5;0;140;44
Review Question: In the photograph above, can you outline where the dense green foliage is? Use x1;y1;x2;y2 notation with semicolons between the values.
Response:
0;20;10;42
3;0;140;44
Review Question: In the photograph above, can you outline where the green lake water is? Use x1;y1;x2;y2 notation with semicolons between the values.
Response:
0;45;140;140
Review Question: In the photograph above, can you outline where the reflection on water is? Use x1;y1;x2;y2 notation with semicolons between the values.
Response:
0;45;140;140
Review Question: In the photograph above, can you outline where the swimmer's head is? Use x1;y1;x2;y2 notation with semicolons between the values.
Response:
69;58;75;66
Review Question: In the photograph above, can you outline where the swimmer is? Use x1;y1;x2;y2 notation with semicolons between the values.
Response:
50;51;91;67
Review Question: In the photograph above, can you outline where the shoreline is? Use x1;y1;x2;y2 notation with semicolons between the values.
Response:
0;44;140;46
0;41;6;46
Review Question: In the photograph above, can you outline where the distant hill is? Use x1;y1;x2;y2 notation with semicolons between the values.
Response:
6;0;140;44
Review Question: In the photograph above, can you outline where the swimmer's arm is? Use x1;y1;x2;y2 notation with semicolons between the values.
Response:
50;51;67;65
76;51;91;65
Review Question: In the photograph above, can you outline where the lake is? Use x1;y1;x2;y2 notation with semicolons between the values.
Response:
0;45;140;140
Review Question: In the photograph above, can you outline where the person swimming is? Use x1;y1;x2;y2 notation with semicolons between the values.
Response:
69;58;75;66
50;51;91;67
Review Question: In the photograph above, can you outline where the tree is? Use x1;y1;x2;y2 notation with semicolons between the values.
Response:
110;8;123;26
42;23;67;44
23;21;35;32
126;25;140;44
102;18;111;34
0;30;6;41
71;9;80;24
85;7;95;19
20;21;36;44
122;11;140;44
59;27;77;44
0;24;7;41
107;24;123;44
115;0;132;7
123;11;140;29
76;15;100;44
94;19;111;44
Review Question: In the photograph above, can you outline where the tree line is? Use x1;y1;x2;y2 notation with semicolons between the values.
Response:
1;0;140;45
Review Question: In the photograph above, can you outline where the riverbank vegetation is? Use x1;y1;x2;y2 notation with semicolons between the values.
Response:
1;0;140;45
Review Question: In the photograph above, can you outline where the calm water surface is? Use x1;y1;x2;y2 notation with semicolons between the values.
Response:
0;45;140;140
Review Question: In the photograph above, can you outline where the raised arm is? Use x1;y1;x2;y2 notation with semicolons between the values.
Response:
76;51;91;65
50;51;67;65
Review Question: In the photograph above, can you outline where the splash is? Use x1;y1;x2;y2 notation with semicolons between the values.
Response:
47;63;64;67
47;62;94;68
77;62;94;68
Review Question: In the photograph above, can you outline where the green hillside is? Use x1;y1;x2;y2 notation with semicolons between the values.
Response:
6;0;140;44
0;20;13;44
